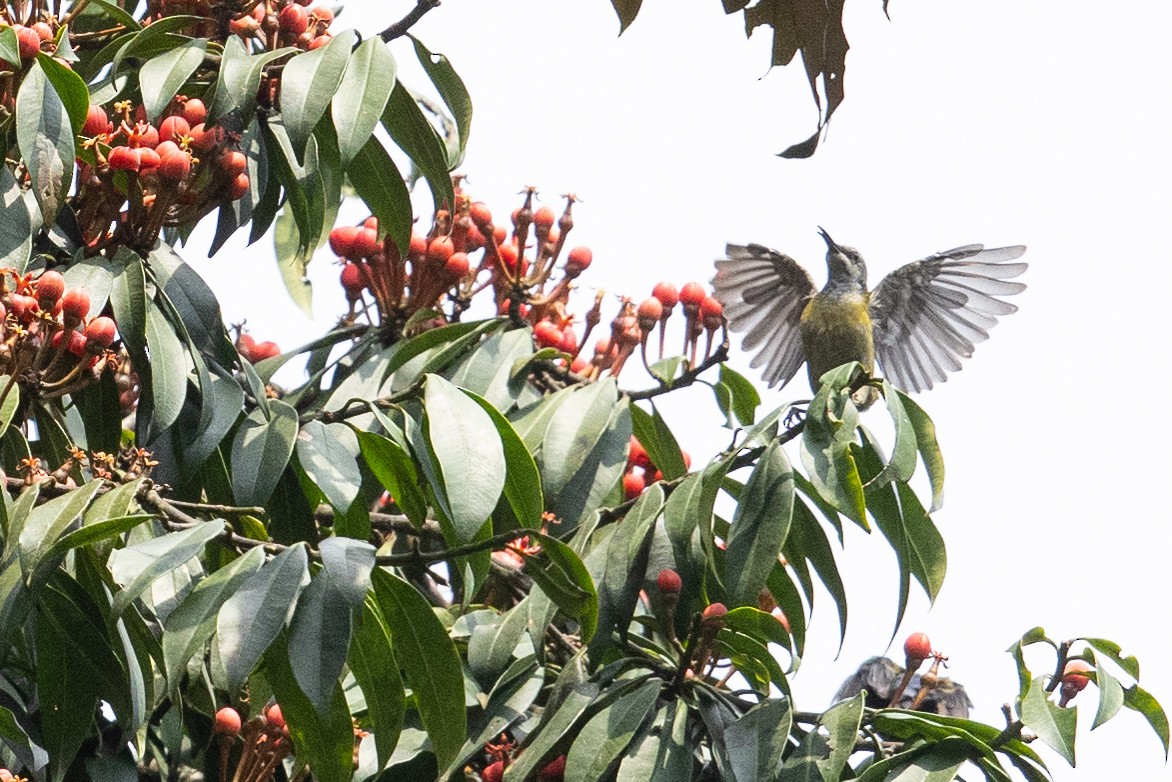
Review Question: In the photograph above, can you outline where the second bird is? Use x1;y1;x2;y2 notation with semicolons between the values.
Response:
711;229;1027;401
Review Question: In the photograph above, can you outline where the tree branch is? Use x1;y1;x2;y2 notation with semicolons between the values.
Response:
379;0;441;42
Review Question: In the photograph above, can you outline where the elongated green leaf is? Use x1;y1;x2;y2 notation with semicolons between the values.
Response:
467;599;530;688
16;61;72;227
296;420;361;513
726;440;794;607
1091;661;1126;729
162;546;264;686
725;697;791;782
210;37;293;126
714;363;761;428
897;390;945;511
347;135;413;256
110;521;225;618
350;599;405;768
0;27;18;66
1082;637;1140;679
598;484;663;648
521;531;599;642
382;82;454;210
333;36;396;167
1021;676;1076;765
0;378;19;443
145;299;189;433
630;403;687;480
265;632;355;782
280;30;355;154
1123;684;1170;758
800;366;866;523
47;514;153;559
0;704;47;776
231;399;298;507
36;54;88;136
424;374;506;542
371;569;466;770
541;378;618;496
447;328;533;412
139;37;207;120
287;569;353;716
502;683;599;782
0;169;33;270
19;481;103;572
786;499;847;646
216;543;308;691
463;388;544;530
356;429;429;526
408;36;471;167
879;380;917;484
565;679;661;782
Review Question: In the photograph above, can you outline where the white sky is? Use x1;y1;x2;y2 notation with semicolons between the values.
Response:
188;1;1172;778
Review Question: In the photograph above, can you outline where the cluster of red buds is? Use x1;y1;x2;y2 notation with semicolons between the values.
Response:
222;0;336;52
76;96;249;251
0;14;66;74
622;436;691;500
234;328;281;364
212;704;294;782
0;269;117;406
476;732;565;782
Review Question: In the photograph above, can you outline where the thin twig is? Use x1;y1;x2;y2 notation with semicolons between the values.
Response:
378;0;441;42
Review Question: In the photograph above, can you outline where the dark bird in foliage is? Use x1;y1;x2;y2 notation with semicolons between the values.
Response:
834;656;973;718
712;230;1027;402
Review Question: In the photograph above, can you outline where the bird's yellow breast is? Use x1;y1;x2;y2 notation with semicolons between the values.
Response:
799;292;875;387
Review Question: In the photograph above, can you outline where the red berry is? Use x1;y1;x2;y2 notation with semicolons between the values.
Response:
565;246;592;277
353;228;380;259
182;98;207;126
189;122;224;152
13;25;41;61
636;297;663;331
308;4;334;24
36;270;65;308
538;754;567;781
557;329;578;355
426;237;454;264
137;147;161;171
251;341;281;362
61;287;90;326
59;330;87;356
702;602;728;622
158;114;190;142
264;703;286;730
656;569;682;594
83;104;109;137
903;632;932;664
236;333;256;357
444;252;470;279
679;282;706;308
129;122;159;149
533;206;555;229
227;173;250;200
278;3;309;34
496;241;520;272
308;33;331;49
482;761;504;782
340;263;364;297
84;316;117;348
652;282;679;310
31;22;53;42
628;437;653;469
217;149;248;177
493;226;507;245
107;145;140;172
533;320;563;349
362;216;379;231
408;232;427;259
10;294;38;322
1061;660;1091;693
699;296;723;320
470;202;492;226
623;470;645;500
157;148;191;181
213;706;242;736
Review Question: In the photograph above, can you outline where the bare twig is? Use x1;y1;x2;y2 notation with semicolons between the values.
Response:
378;0;441;42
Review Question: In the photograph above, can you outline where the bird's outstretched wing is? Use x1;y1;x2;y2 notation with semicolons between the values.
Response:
870;244;1027;393
712;244;816;388
834;656;973;718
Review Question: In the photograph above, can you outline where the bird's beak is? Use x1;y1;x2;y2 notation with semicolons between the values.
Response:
817;227;836;248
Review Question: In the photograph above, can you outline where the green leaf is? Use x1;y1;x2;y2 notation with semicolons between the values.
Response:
467;599;530;689
800;365;866;522
879;381;917;484
382;82;455;210
36;54;88;136
629;403;688;480
725;697;791;782
264;632;355;782
296;420;361;513
145;298;189;433
347;135;413;256
565;679;661;782
280;30;356;155
447;328;533;412
16;61;72;228
785;499;847;647
1082;637;1140;679
714;363;761;428
519;532;599;642
1123;684;1170;758
541;378;619;496
109;520;225;618
597;484;663;648
210;37;293;126
820;692;865;781
370;569;466;770
408;36;472;167
18;480;103;573
0;168;33;270
0;27;19;66
423;374;507;542
0;704;47;775
333;35;397;168
0;377;19;438
46;514;153;561
617;700;691;782
349;599;405;768
287;568;353;716
139;37;207;121
897;390;945;511
502;683;599;782
356;430;429;526
725;441;794;607
1021;675;1076;765
230;399;299;507
216;543;308;691
462;388;545;530
162;546;264;686
1090;661;1125;729
723;606;791;653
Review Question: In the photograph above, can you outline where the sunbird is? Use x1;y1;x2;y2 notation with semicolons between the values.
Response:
712;229;1026;402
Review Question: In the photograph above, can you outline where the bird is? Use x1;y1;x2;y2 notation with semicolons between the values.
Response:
711;229;1027;401
833;656;974;718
